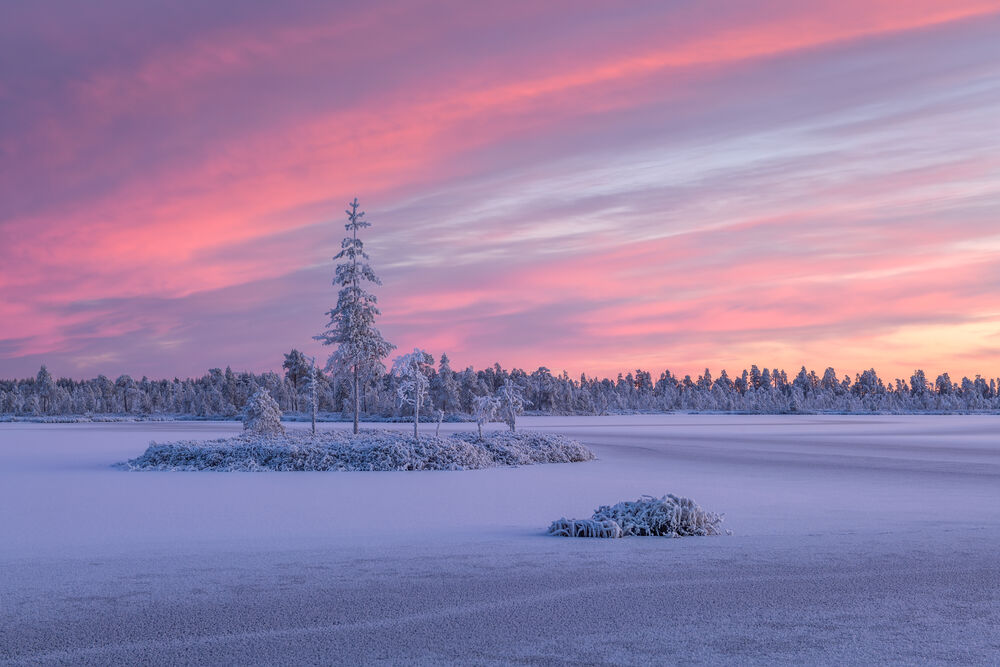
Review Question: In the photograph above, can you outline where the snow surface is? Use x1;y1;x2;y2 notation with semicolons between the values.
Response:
1;415;999;664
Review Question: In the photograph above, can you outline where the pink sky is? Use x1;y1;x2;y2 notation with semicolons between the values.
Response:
2;0;1000;381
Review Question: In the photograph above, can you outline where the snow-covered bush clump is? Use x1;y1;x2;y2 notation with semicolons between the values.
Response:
547;518;623;538
119;429;594;472
549;494;726;538
243;389;284;436
454;430;593;466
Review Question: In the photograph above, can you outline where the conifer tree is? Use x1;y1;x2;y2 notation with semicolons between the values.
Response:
282;349;310;412
36;365;55;414
243;388;284;436
315;198;395;434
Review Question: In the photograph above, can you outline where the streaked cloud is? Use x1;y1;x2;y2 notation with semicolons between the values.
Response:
1;1;999;379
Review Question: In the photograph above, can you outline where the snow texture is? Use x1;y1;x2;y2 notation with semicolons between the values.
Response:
4;415;1000;665
119;429;594;472
549;494;725;538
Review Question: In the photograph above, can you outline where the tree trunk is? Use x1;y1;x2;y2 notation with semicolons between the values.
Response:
353;366;359;435
413;399;419;439
310;358;317;435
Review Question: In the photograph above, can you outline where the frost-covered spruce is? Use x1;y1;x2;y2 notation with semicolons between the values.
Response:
314;198;395;435
243;389;284;436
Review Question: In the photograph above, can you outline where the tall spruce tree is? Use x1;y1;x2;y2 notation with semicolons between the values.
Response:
315;198;394;434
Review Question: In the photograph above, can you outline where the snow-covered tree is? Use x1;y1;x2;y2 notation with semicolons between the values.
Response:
315;198;395;434
308;356;319;435
243;388;284;436
4;358;1000;419
282;349;310;412
35;365;55;413
496;378;528;432
472;395;499;439
392;348;433;438
115;374;137;413
431;352;460;413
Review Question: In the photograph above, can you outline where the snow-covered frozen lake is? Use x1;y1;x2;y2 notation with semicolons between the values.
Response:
2;415;999;664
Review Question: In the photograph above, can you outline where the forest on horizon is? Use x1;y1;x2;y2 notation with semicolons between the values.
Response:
2;355;998;418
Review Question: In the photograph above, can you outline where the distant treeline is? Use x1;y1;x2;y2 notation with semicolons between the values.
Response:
2;354;999;417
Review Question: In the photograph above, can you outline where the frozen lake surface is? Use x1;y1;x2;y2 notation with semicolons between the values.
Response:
2;415;999;664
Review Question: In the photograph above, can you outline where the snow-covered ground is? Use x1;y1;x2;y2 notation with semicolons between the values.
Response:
1;415;998;664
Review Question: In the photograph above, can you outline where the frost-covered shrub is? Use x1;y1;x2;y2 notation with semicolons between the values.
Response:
243;389;284;436
548;494;726;538
548;518;622;538
118;429;594;472
456;430;593;466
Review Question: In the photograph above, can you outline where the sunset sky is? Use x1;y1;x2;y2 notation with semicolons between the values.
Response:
2;0;1000;381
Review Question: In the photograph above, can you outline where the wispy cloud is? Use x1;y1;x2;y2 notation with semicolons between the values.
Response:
1;1;999;379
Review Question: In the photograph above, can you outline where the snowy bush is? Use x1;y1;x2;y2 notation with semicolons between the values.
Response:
118;429;594;472
548;494;726;538
243;389;284;436
547;518;622;538
467;430;593;466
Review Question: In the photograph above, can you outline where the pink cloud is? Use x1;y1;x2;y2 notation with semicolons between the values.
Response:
2;1;999;380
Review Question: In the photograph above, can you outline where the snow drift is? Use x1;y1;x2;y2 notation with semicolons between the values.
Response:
118;429;594;471
549;494;726;538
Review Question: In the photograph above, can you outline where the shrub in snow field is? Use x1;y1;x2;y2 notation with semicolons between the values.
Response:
118;429;594;472
548;494;726;538
547;518;623;538
243;389;284;436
